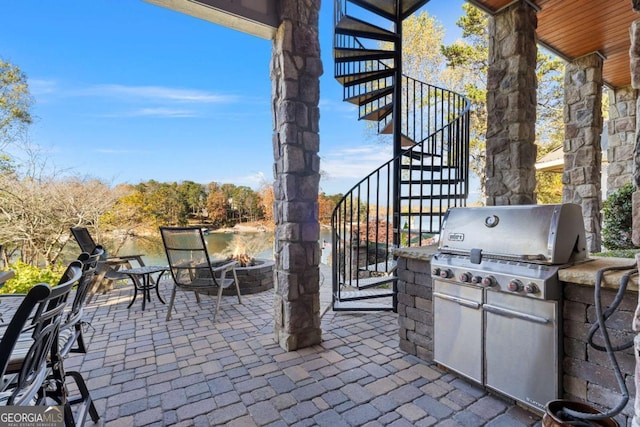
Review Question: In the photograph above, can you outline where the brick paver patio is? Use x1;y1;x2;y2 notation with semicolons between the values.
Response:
64;271;543;426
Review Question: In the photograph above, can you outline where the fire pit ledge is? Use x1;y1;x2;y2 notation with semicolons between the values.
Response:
211;258;275;295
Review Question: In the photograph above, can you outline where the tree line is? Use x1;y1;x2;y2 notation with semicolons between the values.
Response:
0;162;342;267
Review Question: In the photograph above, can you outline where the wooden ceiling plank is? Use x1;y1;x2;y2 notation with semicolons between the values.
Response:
468;0;634;88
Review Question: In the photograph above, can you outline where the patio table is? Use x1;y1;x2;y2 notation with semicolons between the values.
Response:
119;266;168;311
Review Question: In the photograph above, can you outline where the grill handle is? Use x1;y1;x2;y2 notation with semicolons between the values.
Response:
484;304;550;325
439;247;548;262
433;292;481;310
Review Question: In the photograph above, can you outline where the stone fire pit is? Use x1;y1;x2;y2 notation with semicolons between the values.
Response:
212;258;274;295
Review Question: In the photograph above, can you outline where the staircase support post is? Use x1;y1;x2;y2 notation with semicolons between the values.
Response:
271;0;323;351
392;0;403;250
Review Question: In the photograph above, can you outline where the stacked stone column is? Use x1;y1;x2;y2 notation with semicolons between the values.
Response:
630;9;640;427
485;0;538;206
562;54;603;253
631;19;640;247
607;86;637;194
270;0;322;351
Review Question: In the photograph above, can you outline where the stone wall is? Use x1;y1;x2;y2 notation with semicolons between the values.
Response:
562;53;604;253
397;256;434;362
270;0;322;351
219;259;275;296
563;282;637;426
485;1;538;205
607;86;637;195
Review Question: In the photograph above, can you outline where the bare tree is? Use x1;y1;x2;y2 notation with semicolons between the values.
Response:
0;142;116;266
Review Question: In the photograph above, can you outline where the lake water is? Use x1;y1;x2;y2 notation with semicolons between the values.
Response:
94;229;333;267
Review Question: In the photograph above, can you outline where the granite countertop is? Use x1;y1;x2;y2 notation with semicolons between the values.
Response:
392;245;439;261
392;246;639;292
558;256;638;291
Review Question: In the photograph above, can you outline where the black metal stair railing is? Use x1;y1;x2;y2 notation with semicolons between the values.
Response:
330;85;470;301
331;0;470;310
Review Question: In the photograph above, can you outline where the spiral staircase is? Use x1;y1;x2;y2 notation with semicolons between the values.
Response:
331;0;471;311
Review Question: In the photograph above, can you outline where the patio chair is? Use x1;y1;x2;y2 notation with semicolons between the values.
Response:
70;227;145;297
49;250;101;426
0;261;80;406
159;226;242;322
57;248;103;356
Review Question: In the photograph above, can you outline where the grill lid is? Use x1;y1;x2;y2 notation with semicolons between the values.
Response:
438;203;587;264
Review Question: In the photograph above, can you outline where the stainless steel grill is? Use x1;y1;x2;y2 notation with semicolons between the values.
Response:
430;203;588;413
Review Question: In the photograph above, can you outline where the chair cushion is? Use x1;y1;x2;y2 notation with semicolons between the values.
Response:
57;327;79;357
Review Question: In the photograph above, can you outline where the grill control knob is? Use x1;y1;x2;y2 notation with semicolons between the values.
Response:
471;276;483;285
524;283;539;294
439;269;453;279
458;272;473;282
481;276;496;287
431;267;441;276
508;279;523;292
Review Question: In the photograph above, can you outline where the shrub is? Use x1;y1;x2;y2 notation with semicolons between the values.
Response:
0;262;65;294
602;182;639;250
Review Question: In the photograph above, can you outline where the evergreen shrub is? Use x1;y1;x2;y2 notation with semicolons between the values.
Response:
602;182;639;250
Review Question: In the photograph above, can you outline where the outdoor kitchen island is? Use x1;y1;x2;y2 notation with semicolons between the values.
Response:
394;244;638;424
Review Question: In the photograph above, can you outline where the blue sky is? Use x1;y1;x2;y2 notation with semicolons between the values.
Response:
0;0;467;195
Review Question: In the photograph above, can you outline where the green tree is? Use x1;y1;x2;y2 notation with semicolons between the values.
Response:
206;182;229;226
100;183;150;252
0;58;33;148
130;180;188;226
231;186;263;222
602;182;638;250
318;193;338;224
178;180;206;218
440;4;565;202
258;183;274;223
401;11;448;86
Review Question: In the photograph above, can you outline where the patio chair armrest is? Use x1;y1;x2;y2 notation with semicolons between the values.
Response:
108;254;145;266
211;261;237;274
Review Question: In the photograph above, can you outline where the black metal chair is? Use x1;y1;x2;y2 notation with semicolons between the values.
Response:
70;226;145;297
0;261;80;406
58;248;103;355
48;250;102;426
160;226;241;322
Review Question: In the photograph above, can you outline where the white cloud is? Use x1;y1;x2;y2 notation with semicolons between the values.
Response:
28;78;57;96
320;144;393;180
76;84;238;104
114;108;199;118
210;171;270;189
94;148;148;154
318;143;395;194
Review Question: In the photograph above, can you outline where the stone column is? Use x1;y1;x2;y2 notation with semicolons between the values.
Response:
607;86;637;195
270;0;323;351
630;19;640;247
485;0;538;206
629;8;640;427
562;53;603;253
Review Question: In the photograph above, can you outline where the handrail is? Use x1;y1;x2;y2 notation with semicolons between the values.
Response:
331;0;471;302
